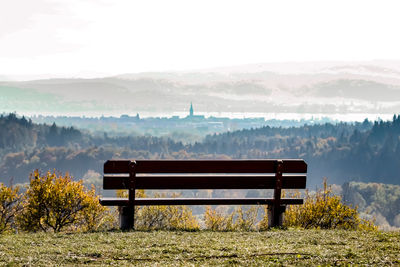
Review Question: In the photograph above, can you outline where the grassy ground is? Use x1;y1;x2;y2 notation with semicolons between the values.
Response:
0;229;399;266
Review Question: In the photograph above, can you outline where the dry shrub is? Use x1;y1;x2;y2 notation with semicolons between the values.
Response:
204;206;235;231
78;185;111;232
116;190;200;230
204;206;259;231
18;170;109;232
284;179;377;231
0;183;22;233
257;205;270;231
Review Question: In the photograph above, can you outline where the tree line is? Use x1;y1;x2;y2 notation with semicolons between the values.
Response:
1;113;400;188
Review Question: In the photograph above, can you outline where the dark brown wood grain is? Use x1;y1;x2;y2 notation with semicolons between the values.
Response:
99;197;304;206
104;159;307;174
103;175;307;190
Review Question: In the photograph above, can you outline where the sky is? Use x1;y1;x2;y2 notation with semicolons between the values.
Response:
1;0;400;77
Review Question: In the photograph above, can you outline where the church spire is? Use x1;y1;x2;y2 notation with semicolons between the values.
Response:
189;102;194;117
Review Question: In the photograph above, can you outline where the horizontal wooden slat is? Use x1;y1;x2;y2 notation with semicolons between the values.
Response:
104;176;130;189
103;175;306;190
135;160;277;173
104;160;307;174
99;197;304;206
104;160;132;173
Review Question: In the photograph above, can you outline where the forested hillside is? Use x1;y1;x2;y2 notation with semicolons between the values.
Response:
0;113;86;153
343;182;400;229
1;113;400;190
190;116;400;185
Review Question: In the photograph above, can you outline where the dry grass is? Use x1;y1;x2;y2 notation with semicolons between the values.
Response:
0;229;399;266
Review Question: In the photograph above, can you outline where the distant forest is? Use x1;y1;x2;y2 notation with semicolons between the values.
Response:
343;182;400;229
1;112;399;188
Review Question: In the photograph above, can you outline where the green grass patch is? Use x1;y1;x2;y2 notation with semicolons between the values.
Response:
0;230;399;266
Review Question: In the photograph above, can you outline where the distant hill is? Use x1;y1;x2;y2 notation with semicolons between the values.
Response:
2;61;400;117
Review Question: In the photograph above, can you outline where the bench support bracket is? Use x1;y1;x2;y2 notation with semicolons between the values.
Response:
270;160;284;227
119;206;134;230
119;161;136;230
267;205;286;227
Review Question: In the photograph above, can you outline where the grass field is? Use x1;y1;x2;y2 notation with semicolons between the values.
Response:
0;230;399;266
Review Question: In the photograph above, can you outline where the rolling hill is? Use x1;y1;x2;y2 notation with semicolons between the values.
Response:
2;61;400;117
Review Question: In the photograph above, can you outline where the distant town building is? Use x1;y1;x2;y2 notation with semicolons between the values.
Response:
187;102;205;120
189;102;194;117
120;114;140;121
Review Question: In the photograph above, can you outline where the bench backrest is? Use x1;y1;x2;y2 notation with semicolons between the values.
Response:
103;159;307;190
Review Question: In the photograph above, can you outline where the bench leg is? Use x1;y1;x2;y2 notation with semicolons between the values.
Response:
268;205;286;227
119;206;135;230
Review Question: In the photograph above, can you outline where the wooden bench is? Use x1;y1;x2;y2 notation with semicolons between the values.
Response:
100;159;307;230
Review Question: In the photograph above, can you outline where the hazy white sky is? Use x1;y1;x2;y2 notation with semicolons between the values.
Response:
1;0;400;77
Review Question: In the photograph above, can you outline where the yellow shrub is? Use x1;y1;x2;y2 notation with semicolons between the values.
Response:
257;205;270;231
234;206;259;231
116;190;199;230
18;170;109;232
79;185;110;232
135;192;199;230
0;183;22;233
204;206;235;231
284;179;377;231
204;206;259;231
